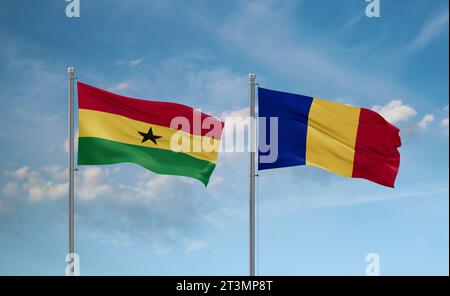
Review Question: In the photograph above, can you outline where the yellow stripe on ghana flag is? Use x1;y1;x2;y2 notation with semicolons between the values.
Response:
306;98;361;177
78;109;220;164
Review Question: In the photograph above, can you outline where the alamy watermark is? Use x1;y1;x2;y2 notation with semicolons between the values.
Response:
163;111;279;164
65;0;80;18
365;0;380;18
65;253;80;276
365;252;380;276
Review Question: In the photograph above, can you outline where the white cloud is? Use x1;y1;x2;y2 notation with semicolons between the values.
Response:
64;129;79;154
204;179;449;231
220;107;249;119
115;59;126;66
109;82;129;91
2;164;214;255
418;114;434;129
152;243;173;256
261;183;449;216
372;100;417;124
98;232;133;247
208;175;224;188
441;105;449;129
113;174;194;205
3;165;199;207
183;239;208;254
79;172;210;254
186;68;246;106
214;0;411;101
2;182;18;196
77;167;111;201
43;165;67;180
2;165;110;202
28;181;67;202
130;58;142;66
408;10;449;50
106;53;245;115
220;107;250;153
12;166;30;179
342;13;364;30
5;166;68;202
116;58;142;66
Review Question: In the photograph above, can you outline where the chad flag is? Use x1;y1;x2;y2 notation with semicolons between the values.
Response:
77;82;223;186
258;88;401;188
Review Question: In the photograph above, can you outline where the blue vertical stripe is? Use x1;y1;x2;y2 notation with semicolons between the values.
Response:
258;87;313;170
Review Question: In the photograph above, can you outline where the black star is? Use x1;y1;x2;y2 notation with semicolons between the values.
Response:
138;127;162;145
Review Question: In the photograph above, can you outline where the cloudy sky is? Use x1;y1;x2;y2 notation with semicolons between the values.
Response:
0;0;448;275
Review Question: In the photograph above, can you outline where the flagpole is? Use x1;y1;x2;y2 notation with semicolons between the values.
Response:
67;67;75;276
249;72;256;276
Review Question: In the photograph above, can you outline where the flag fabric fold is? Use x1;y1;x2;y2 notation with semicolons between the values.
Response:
258;87;401;187
77;82;224;186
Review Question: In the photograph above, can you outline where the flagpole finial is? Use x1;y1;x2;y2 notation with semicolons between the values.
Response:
249;72;256;81
67;67;75;76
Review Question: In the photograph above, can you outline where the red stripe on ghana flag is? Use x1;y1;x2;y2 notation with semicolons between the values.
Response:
352;108;401;187
77;82;224;139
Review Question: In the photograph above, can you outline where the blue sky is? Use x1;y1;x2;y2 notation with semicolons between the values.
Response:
0;0;448;275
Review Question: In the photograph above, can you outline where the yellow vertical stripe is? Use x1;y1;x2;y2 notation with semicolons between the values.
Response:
306;98;361;177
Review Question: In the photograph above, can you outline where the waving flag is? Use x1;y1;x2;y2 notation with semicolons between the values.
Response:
258;87;401;187
77;82;223;186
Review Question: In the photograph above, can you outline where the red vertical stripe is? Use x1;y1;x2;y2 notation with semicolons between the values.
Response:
352;108;401;187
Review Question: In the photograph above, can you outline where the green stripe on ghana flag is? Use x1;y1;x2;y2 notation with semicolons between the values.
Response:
78;137;216;186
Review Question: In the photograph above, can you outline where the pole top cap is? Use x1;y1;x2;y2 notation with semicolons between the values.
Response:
248;72;256;81
67;67;75;75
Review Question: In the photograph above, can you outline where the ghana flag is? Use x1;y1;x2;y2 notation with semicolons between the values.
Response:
77;82;224;186
258;87;401;188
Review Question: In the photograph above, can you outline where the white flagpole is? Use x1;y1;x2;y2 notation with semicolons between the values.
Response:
67;67;75;276
249;73;256;276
